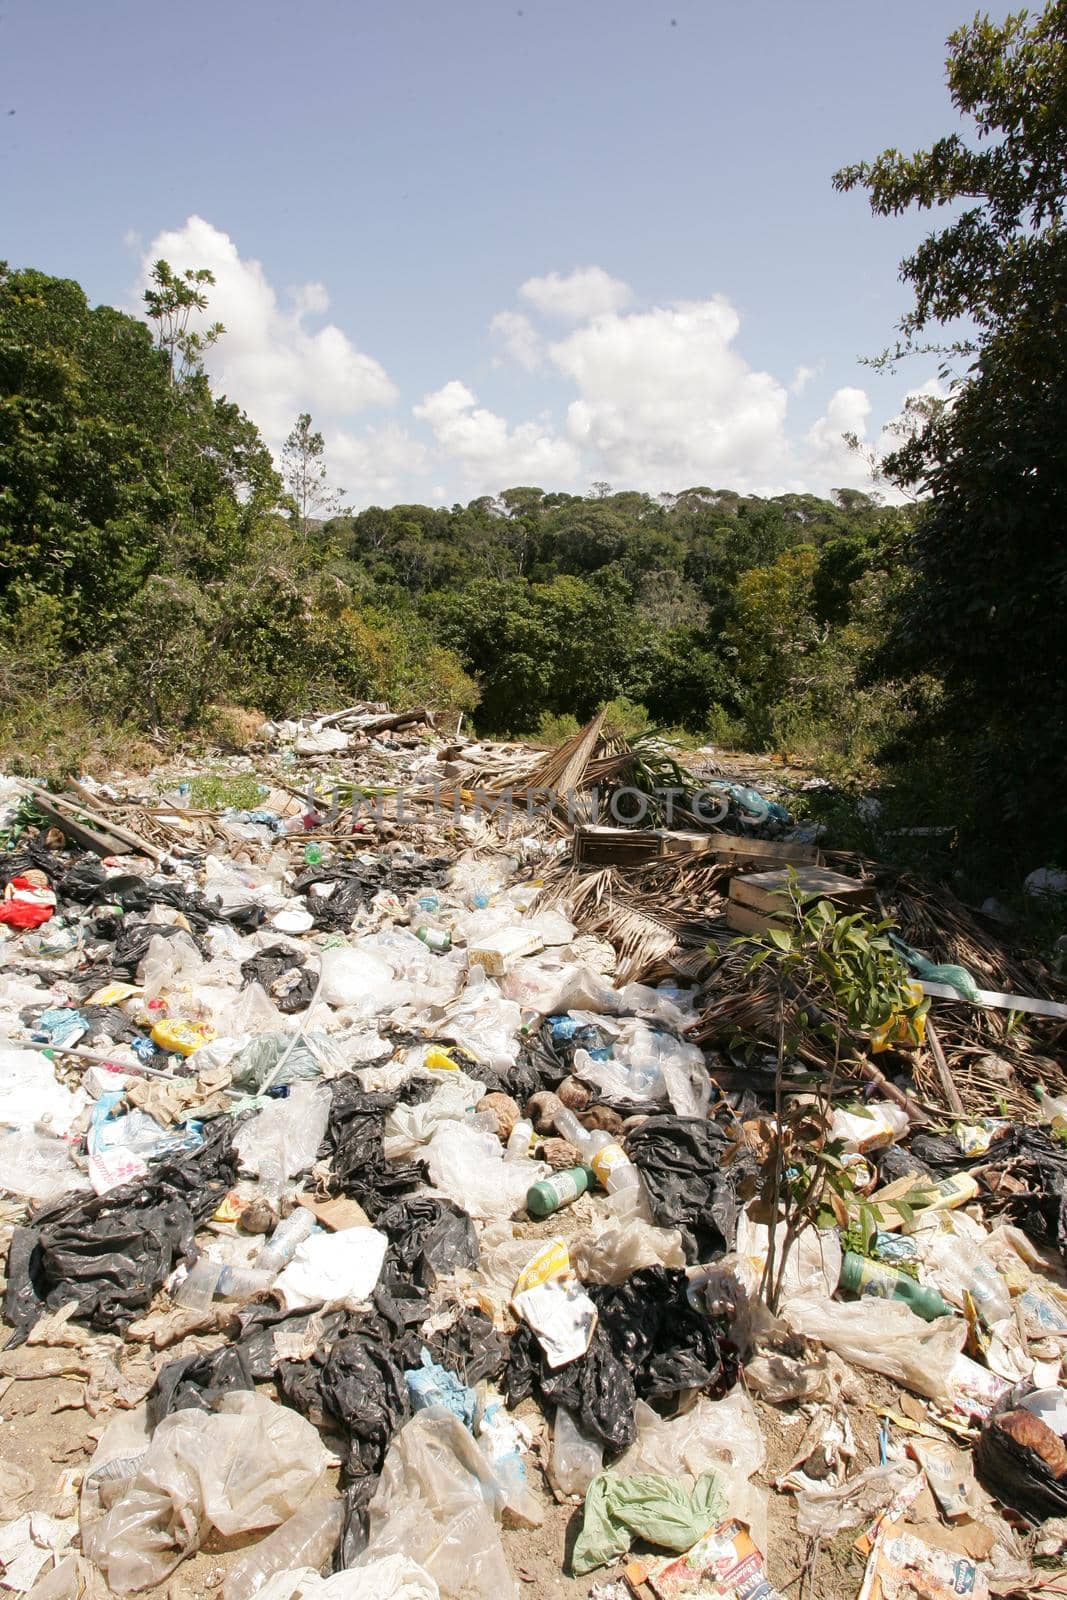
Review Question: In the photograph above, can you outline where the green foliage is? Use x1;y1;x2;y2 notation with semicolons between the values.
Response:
188;772;265;810
598;695;652;740
0;259;930;794
746;886;925;1038
835;1;1067;877
534;710;581;744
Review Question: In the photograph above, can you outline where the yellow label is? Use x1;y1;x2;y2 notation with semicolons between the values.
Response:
514;1238;570;1295
424;1046;460;1072
151;1019;216;1056
590;1142;628;1185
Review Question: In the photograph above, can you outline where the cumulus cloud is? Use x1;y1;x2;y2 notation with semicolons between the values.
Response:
804;385;872;482
413;380;580;494
548;297;790;490
328;423;429;502
137;216;396;446
489;309;543;371
128;225;933;507
520;266;633;321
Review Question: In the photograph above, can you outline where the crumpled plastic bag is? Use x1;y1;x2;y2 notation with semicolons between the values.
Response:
82;1392;331;1592
780;1294;966;1399
274;1228;389;1311
570;1218;686;1285
424;1122;547;1220
251;1560;440;1600
794;1462;919;1538
0;1046;85;1135
625;1116;743;1263
617;1390;765;1484
572;1469;727;1575
352;1407;518;1600
318;947;396;1013
233;1082;331;1181
383;1074;485;1158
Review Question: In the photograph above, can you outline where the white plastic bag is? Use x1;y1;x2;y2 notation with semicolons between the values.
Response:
436;969;522;1069
424;1122;547;1220
274;1228;388;1311
353;1408;518;1600
82;1393;330;1592
253;1559;441;1600
233;1082;331;1182
781;1294;966;1398
571;1218;685;1284
618;1390;766;1483
318;947;395;1013
0;1046;84;1135
383;1074;485;1158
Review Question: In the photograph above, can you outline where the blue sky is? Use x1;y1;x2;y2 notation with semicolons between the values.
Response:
3;0;970;506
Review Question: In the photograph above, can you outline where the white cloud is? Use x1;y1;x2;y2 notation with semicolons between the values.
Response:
520;266;633;321
137;216;396;446
804;384;872;482
413;380;580;493
126;226;939;509
328;424;429;502
548;297;790;490
489;309;543;371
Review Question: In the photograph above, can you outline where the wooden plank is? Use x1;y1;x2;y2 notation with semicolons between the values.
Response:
729;865;872;914
708;831;820;867
726;900;784;937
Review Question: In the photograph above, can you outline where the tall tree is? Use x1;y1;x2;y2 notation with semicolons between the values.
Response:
142;260;223;384
833;2;1067;870
282;412;344;537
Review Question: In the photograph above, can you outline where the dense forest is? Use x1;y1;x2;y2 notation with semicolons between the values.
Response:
0;257;911;762
1;3;1064;894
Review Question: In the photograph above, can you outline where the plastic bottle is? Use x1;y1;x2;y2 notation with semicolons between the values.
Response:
303;842;325;866
1035;1084;1067;1131
527;1166;591;1218
553;1106;643;1199
415;923;452;953
174;1258;222;1311
222;1493;344;1600
256;1149;286;1207
215;1265;276;1302
840;1251;955;1322
505;1117;534;1161
550;1406;604;1496
256;1207;316;1274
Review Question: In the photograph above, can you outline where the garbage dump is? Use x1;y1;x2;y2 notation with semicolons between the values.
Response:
0;707;1065;1600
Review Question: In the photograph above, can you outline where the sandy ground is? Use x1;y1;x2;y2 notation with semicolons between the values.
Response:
0;1294;885;1600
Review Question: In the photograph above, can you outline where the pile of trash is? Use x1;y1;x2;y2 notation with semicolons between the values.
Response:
0;710;1065;1600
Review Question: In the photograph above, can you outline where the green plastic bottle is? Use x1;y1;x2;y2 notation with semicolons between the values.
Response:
304;843;324;865
526;1166;592;1219
840;1251;955;1322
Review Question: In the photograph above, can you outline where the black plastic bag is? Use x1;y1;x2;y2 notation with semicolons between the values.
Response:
425;1308;508;1386
324;1082;424;1218
3;1118;237;1340
229;1302;353;1380
981;1127;1067;1251
240;945;318;1013
278;1305;413;1477
592;1267;724;1406
506;1322;636;1455
625;1115;741;1263
147;1343;255;1428
376;1195;479;1287
333;1476;378;1570
292;856;451;933
975;1389;1067;1525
